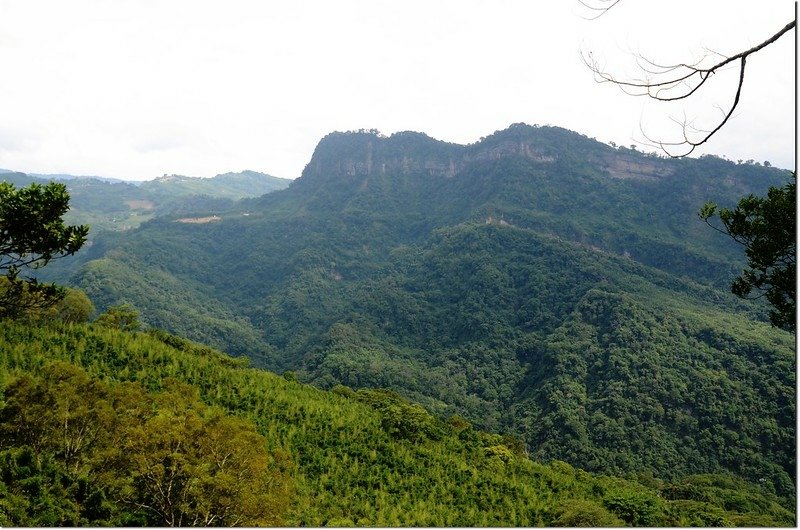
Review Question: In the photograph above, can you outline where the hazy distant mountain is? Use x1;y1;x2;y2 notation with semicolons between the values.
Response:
31;172;128;183
0;169;126;182
48;124;794;504
140;170;291;200
1;169;291;232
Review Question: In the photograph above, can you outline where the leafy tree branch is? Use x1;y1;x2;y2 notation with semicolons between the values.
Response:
700;177;796;332
0;182;89;317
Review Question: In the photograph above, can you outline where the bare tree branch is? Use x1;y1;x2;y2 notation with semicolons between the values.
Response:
578;0;623;20
583;19;795;156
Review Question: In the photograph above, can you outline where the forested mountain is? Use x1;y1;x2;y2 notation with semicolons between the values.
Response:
0;169;290;232
48;124;795;506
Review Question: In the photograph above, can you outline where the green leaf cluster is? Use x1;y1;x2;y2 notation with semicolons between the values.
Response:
700;178;795;330
0;182;89;318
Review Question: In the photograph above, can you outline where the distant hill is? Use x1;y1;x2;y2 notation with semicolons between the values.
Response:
0;169;291;232
141;170;290;200
0;168;127;182
31;172;128;183
40;123;795;506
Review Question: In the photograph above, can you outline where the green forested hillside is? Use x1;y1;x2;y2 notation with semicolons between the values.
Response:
0;321;792;526
45;124;795;506
140;170;290;201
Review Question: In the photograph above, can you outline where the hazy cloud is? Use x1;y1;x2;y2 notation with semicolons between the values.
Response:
0;0;794;180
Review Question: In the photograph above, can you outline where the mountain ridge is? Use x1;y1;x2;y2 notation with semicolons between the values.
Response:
297;124;684;187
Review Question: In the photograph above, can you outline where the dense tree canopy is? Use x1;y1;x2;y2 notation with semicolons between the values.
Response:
0;361;291;526
0;320;793;526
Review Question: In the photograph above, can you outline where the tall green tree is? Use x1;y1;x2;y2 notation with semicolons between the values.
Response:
0;182;89;318
95;303;141;332
700;177;796;332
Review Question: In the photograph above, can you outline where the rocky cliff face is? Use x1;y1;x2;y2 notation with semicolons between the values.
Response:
298;123;676;187
590;151;674;181
465;138;557;164
301;130;464;180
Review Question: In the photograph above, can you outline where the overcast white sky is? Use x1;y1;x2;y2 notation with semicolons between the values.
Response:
0;0;795;180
